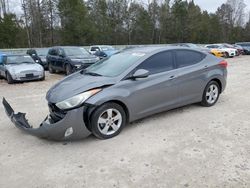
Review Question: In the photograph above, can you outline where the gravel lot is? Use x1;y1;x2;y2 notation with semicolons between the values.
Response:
0;56;249;188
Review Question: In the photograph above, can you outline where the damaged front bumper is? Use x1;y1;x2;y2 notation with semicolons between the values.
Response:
2;98;92;141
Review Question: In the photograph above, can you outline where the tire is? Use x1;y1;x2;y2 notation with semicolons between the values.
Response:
65;64;72;75
225;52;229;58
90;102;126;139
6;72;14;84
40;75;45;81
201;81;220;107
48;63;55;74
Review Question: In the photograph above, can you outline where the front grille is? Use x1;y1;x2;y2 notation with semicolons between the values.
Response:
48;103;66;123
20;75;39;80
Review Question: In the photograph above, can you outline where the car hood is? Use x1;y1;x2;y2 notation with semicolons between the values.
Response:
6;63;43;73
46;72;117;103
69;55;97;60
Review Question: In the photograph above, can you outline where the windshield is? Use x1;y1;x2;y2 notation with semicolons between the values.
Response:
36;48;48;56
101;46;115;51
64;47;89;56
6;55;35;64
86;52;145;77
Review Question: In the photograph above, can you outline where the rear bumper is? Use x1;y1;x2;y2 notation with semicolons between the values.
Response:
2;98;91;141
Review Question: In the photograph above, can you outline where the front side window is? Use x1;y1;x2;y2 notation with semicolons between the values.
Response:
176;50;205;68
136;51;174;75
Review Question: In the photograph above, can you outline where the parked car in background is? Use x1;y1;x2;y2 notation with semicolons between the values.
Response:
235;42;250;55
205;44;237;58
0;54;45;84
230;44;244;55
3;46;227;140
89;45;119;59
27;48;49;70
46;46;99;75
210;49;225;58
221;43;240;56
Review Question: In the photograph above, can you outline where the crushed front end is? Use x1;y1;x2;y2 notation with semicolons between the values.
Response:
2;98;91;141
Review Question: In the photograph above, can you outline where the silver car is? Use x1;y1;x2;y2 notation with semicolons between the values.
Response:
0;54;45;84
3;47;227;140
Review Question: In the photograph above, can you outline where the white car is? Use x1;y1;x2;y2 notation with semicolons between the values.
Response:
0;54;45;84
89;45;116;54
205;44;237;58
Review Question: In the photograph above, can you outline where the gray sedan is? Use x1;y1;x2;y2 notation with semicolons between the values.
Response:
3;46;227;140
0;54;45;84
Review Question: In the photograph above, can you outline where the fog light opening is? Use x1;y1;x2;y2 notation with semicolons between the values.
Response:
65;127;73;137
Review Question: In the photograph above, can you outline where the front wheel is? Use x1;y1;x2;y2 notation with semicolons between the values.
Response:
225;52;229;58
6;72;14;84
48;63;55;74
90;103;126;139
65;64;72;75
201;81;220;107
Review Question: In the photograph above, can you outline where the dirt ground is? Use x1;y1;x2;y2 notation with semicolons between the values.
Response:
0;56;249;188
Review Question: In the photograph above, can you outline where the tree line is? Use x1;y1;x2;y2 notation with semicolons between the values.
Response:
0;0;249;48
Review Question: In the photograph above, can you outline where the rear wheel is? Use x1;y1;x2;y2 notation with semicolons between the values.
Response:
6;72;14;84
201;81;220;107
90;103;126;139
48;63;55;74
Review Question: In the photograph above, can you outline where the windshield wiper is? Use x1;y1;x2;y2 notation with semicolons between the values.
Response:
84;71;103;76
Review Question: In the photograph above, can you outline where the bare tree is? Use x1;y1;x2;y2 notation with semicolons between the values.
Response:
227;0;246;26
0;0;9;17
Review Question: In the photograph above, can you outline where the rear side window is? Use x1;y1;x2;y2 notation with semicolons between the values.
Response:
175;50;205;68
137;51;174;74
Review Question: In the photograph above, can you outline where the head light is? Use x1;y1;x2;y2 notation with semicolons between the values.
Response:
56;89;101;110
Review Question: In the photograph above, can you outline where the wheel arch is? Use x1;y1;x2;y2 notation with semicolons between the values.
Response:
86;99;130;127
209;78;222;93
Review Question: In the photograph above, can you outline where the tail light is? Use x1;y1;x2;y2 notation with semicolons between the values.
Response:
219;60;228;68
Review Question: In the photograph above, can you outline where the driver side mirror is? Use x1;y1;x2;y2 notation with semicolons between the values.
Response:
131;69;150;79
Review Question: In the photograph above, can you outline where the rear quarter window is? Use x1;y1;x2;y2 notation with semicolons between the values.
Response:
175;50;205;68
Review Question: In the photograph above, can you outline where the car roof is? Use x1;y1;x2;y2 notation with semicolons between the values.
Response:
122;46;193;54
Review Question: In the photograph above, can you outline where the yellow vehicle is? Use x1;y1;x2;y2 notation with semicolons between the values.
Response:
210;49;225;57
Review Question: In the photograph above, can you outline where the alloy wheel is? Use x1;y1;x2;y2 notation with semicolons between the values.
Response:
97;108;122;136
206;84;219;104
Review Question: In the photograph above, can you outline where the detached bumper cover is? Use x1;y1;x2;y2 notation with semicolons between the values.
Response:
2;98;91;141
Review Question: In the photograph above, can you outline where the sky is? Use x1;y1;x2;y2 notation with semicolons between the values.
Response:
6;0;250;15
192;0;250;13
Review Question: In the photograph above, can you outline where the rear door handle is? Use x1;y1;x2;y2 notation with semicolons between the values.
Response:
204;65;208;69
169;75;176;80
